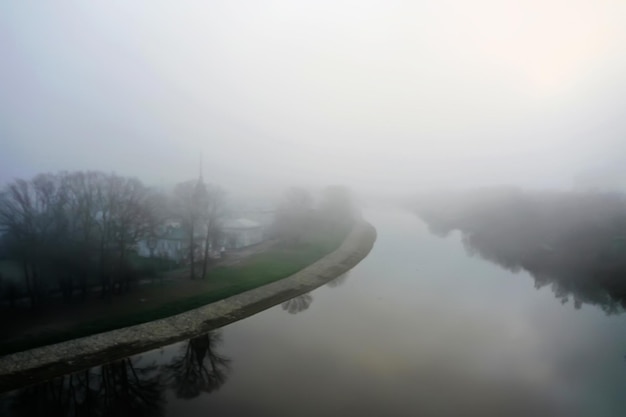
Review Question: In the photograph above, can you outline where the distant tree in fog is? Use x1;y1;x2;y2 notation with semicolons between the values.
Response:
0;174;70;307
272;185;358;248
63;171;103;299
320;185;357;227
200;184;226;280
273;187;314;244
95;174;154;297
0;171;159;306
415;188;626;314
173;177;210;280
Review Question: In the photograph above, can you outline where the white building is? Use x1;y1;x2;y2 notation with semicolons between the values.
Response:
222;218;263;249
136;221;206;263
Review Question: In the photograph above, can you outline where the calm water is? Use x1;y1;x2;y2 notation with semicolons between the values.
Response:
3;206;626;416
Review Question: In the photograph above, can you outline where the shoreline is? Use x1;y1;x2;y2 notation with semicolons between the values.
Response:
0;220;377;393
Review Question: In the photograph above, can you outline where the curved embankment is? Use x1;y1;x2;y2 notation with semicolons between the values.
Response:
0;220;377;392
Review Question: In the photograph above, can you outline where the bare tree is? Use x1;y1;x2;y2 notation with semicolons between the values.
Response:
0;171;157;305
62;171;103;300
174;179;209;280
320;185;356;227
200;185;226;279
112;177;152;293
87;173;154;297
0;173;69;307
273;187;314;245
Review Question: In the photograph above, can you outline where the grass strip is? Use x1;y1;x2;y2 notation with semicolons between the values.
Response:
0;228;347;356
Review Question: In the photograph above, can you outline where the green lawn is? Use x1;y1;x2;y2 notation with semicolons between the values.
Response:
0;226;349;356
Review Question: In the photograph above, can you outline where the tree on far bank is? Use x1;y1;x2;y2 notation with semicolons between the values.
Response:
200;184;226;280
0;171;159;307
320;185;357;228
174;178;209;280
273;187;314;245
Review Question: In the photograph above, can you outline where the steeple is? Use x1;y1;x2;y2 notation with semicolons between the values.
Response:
198;152;203;182
193;152;209;205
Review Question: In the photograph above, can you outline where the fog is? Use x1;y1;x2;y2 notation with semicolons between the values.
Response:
415;187;626;314
3;0;626;194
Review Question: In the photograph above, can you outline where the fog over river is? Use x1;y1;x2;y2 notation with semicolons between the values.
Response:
3;206;625;417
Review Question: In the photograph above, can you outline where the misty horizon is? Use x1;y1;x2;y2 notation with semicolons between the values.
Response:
3;1;626;194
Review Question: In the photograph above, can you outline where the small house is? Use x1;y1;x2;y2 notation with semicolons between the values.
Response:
136;221;206;263
223;218;263;249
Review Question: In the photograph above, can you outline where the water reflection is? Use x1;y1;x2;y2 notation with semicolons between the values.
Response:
9;358;164;417
416;190;626;314
277;270;351;316
458;231;626;313
281;293;313;314
279;272;351;316
326;271;350;288
3;331;229;416
162;333;230;399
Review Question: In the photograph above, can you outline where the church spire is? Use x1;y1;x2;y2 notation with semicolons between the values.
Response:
198;152;203;182
193;152;209;204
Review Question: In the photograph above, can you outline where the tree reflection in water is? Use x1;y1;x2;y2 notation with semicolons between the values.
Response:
10;358;164;417
162;331;230;399
281;293;313;314
416;189;626;314
4;331;232;415
281;270;350;315
326;271;350;288
459;231;626;313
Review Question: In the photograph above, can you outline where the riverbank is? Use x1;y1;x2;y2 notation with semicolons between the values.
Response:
0;227;344;357
0;220;377;392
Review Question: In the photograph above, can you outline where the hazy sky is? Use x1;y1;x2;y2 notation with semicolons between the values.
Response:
2;0;626;194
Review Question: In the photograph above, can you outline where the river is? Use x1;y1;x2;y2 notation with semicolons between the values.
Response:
2;206;626;416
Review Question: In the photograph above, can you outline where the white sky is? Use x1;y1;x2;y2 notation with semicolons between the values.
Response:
2;0;626;194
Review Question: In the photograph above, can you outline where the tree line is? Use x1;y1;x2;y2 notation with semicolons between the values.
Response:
415;187;626;313
0;171;225;308
272;185;358;246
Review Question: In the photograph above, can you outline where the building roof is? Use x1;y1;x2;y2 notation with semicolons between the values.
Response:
156;223;204;241
223;218;262;230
